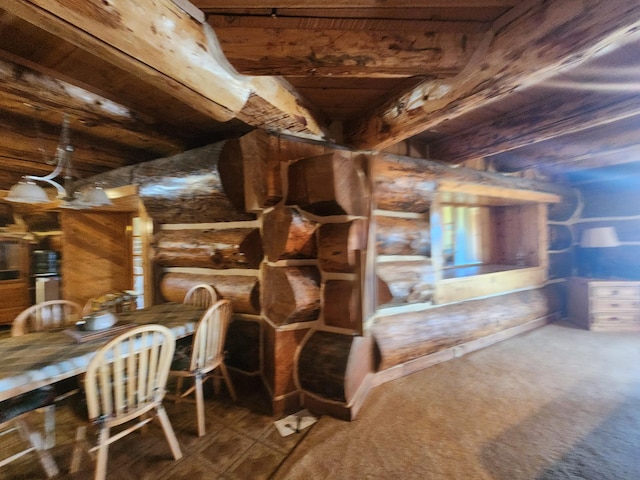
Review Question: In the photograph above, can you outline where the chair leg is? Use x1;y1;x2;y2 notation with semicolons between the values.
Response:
195;375;206;437
42;405;56;450
219;363;237;401
15;418;59;478
156;404;183;460
175;377;184;401
95;425;111;480
70;425;87;474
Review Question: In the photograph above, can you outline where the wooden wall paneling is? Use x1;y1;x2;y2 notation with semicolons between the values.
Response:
261;265;321;326
61;210;132;307
160;272;260;314
262;207;318;261
152;227;262;269
0;235;30;324
490;204;541;266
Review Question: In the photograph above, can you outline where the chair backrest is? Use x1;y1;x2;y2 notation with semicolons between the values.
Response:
11;300;82;336
190;300;233;374
183;284;218;309
84;325;175;423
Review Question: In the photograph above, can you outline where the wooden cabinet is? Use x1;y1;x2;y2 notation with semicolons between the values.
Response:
0;235;30;325
568;277;640;331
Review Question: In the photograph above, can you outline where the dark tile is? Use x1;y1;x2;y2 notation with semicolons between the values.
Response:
258;425;308;456
197;427;254;472
224;442;286;480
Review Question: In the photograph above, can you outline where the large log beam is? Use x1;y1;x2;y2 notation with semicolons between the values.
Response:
491;115;640;172
373;154;570;211
297;331;373;421
208;15;484;77
219;130;335;211
262;265;321;326
152;228;262;269
430;91;640;164
318;220;366;273
287;152;369;216
160;272;260;314
262;207;318;262
375;215;431;256
371;287;559;370
4;0;328;139
376;260;435;305
345;0;640;150
84;143;256;223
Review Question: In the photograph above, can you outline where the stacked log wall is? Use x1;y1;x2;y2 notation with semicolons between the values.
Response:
369;155;574;373
92;132;373;418
87;143;264;377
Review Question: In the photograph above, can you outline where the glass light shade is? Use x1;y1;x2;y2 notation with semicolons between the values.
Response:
81;186;112;206
5;180;50;204
580;227;620;248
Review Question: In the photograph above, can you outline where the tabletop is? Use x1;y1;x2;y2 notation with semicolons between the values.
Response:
0;302;205;402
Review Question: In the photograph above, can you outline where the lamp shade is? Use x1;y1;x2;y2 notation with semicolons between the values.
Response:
5;180;50;204
81;185;112;207
580;227;620;248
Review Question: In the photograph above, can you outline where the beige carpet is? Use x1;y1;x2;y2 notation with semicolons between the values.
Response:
272;322;640;480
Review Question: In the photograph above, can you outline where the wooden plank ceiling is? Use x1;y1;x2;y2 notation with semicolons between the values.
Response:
0;0;639;193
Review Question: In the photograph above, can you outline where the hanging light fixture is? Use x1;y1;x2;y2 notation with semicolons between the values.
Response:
6;112;112;208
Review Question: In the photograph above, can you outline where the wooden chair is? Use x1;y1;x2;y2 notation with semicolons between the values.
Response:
11;299;83;449
183;283;218;309
0;387;59;478
169;299;237;436
11;299;82;336
70;324;182;480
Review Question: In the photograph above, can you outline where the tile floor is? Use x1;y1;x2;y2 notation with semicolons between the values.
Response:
0;375;313;480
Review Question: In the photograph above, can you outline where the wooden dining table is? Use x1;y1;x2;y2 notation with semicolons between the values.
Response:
0;302;205;402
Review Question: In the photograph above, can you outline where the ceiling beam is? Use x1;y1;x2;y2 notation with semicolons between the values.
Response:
193;1;519;8
429;91;640;163
208;15;485;78
4;0;329;140
491;116;640;172
0;52;185;156
344;0;640;150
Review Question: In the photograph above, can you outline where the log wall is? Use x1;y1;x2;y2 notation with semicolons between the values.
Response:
83;129;577;420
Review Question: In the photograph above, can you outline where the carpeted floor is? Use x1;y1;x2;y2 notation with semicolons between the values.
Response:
273;321;640;480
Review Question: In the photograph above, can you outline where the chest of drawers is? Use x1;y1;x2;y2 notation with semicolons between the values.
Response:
568;277;640;331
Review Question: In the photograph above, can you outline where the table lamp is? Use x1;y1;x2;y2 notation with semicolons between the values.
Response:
580;227;620;277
